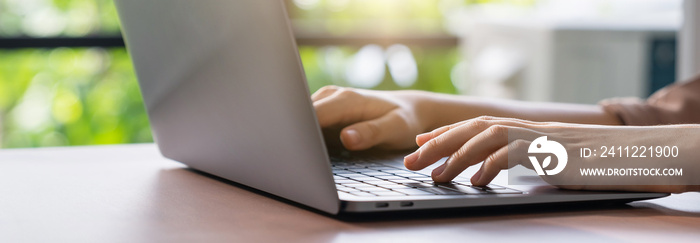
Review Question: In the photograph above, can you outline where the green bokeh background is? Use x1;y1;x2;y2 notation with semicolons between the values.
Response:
0;0;528;148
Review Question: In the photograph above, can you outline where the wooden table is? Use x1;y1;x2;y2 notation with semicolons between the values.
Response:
1;144;698;242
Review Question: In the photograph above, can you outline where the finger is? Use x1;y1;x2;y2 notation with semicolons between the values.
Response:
313;89;367;128
407;118;538;171
432;125;528;182
415;120;469;146
415;116;508;146
405;119;487;171
340;110;407;151
471;139;531;186
416;116;554;146
311;85;340;102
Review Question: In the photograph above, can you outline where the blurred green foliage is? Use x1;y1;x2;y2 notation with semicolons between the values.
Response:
0;0;120;37
0;48;151;147
0;0;521;148
301;45;459;93
0;45;458;148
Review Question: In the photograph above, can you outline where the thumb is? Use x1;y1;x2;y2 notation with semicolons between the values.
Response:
340;111;405;151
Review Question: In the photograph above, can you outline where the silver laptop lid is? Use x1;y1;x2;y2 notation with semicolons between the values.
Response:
114;0;339;214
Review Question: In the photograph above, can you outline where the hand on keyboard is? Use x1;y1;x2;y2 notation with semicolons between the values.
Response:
333;161;522;197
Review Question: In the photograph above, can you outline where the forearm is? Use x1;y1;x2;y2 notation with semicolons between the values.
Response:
414;91;622;130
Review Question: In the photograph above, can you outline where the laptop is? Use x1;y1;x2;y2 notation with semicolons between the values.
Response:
113;0;668;214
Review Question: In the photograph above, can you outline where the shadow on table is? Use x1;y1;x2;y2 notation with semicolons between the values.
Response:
159;167;700;222
146;167;700;241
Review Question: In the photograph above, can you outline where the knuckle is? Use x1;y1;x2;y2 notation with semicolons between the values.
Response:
428;128;443;138
451;145;469;161
484;152;499;166
469;118;490;130
424;136;442;150
486;124;508;137
512;139;530;150
319;85;339;92
336;88;357;98
435;125;452;133
364;121;381;140
476;115;495;121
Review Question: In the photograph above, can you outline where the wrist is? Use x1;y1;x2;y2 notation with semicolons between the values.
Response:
405;91;486;132
397;90;441;133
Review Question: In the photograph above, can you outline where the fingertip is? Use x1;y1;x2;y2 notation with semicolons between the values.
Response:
470;167;484;185
431;163;446;177
431;163;454;183
340;129;362;150
415;132;431;146
403;150;420;170
417;126;451;147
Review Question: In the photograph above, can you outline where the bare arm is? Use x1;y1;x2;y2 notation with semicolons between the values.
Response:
312;86;620;151
415;92;623;131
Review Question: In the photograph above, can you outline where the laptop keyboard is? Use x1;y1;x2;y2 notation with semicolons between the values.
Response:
332;161;523;197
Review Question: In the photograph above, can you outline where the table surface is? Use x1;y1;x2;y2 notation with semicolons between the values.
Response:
1;144;699;243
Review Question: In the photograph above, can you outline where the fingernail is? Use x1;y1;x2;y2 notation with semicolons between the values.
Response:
471;167;483;184
416;132;430;144
432;162;446;178
404;150;420;167
342;129;360;146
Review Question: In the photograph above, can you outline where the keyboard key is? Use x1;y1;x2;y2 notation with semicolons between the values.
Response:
380;184;413;189
454;181;472;186
360;187;393;192
436;184;488;194
341;173;365;178
374;175;406;181
363;172;392;176
475;185;506;190
446;183;523;194
403;182;436;188
373;191;406;196
364;180;399;186
333;170;354;175
349;191;377;197
383;170;415;175
351;184;383;189
341;165;366;169
340;181;364;185
358;162;383;167
370;166;400;171
415;187;464;195
340;188;361;192
334;179;356;184
352;176;382;182
337;191;355;197
413;180;435;183
393;179;420;184
348;169;376;173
